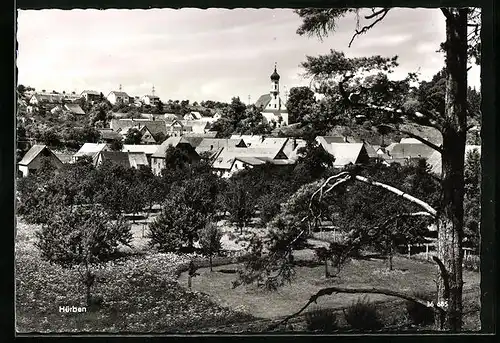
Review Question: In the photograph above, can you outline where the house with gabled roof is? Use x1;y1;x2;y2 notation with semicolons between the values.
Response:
184;111;203;120
94;151;131;168
29;92;81;106
283;138;307;162
73;143;109;163
168;120;192;137
107;91;131;105
195;138;247;157
327;143;371;167
141;94;160;106
150;137;200;175
229;134;266;147
164;112;183;122
122;144;160;166
138;126;157;144
64;103;85;115
81;90;101;103
98;129;123;143
18;145;64;177
315;136;351;154
211;139;291;178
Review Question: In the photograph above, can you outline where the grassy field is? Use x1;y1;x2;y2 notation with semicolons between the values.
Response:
178;255;481;331
15;219;254;333
15;215;481;333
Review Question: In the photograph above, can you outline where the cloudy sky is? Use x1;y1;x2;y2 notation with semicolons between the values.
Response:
17;8;480;103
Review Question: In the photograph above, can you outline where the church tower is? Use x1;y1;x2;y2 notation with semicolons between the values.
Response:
268;63;281;110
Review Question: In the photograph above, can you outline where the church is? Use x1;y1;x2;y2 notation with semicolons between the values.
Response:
254;64;290;127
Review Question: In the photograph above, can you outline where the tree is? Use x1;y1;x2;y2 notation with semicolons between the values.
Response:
35;205;132;308
211;97;248;138
92;161;135;218
109;138;123;151
199;222;223;271
124;127;143;144
236;105;273;135
223;180;255;235
293;138;335;182
288;7;480;331
39;127;62;148
286;86;317;124
156;99;164;113
148;191;208;253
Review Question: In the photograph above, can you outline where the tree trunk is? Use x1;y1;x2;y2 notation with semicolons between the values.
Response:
324;259;329;278
188;275;192;289
435;8;468;332
209;254;213;272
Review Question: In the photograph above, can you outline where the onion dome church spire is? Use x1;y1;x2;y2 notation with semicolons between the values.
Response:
270;62;280;81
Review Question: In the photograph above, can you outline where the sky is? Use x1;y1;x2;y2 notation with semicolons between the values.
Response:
17;8;481;104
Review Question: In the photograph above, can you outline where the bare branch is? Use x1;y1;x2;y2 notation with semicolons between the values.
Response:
364;8;390;20
348;8;390;48
353;175;438;216
268;285;446;331
377;124;443;153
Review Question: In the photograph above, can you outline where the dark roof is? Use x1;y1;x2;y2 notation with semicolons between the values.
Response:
320;136;349;144
141;120;167;135
99;129;122;140
98;151;130;168
255;94;271;109
182;136;205;148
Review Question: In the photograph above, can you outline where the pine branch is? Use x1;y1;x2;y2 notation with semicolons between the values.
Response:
338;78;443;131
348;8;391;48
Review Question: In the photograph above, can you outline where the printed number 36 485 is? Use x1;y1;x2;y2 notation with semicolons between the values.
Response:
426;300;449;308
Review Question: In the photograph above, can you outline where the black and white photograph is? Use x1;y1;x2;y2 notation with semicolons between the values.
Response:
15;5;488;334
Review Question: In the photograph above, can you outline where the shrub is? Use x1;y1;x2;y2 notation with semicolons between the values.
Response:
463;255;480;271
405;291;435;326
305;308;338;332
343;296;383;331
